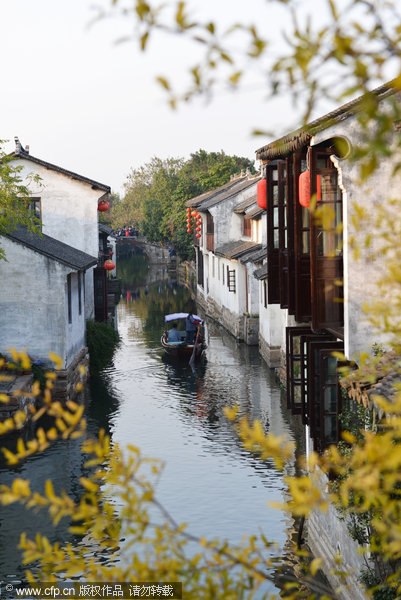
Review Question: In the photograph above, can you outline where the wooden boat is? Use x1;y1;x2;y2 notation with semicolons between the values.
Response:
161;312;206;361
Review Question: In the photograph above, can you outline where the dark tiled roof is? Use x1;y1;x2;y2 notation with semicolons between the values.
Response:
250;248;267;263
256;81;396;161
99;223;114;235
11;146;110;193
5;226;98;270
185;177;247;208
254;264;268;280
186;176;261;211
244;205;264;220
238;245;264;264
214;240;261;260
234;195;257;213
201;178;260;210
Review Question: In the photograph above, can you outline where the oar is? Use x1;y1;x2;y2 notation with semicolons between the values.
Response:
189;324;201;366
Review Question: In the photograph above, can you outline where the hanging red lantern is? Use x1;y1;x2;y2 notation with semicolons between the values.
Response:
196;233;201;238
257;179;267;210
186;207;191;213
104;259;115;270
191;210;197;217
98;199;110;212
196;226;201;232
299;171;321;208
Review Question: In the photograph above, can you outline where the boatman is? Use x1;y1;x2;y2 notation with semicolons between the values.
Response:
168;323;181;343
186;311;198;343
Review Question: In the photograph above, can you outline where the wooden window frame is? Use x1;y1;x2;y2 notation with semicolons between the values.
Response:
309;147;344;336
299;332;334;425
242;217;252;237
293;152;312;322
206;212;215;251
286;326;312;414
307;339;344;453
266;162;281;304
67;273;72;324
78;272;82;316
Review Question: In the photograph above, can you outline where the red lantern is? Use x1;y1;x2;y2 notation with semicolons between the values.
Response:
191;210;197;217
196;226;201;232
257;179;267;210
104;259;115;270
98;199;110;212
299;171;321;208
196;233;201;238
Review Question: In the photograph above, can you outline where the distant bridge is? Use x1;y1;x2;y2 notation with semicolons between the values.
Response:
116;236;173;264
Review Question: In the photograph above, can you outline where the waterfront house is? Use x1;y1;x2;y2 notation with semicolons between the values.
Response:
10;137;111;321
0;138;114;401
186;171;264;343
0;226;97;398
255;81;401;597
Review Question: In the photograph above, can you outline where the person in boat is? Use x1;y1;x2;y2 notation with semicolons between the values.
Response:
168;323;182;343
186;311;201;343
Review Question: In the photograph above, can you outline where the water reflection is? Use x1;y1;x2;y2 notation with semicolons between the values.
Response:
0;258;308;596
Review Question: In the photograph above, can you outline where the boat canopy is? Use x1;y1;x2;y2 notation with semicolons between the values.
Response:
165;312;203;323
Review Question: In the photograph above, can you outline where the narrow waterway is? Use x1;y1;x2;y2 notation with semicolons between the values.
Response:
0;256;308;596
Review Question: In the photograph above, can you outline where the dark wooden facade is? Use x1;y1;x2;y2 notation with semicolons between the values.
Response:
264;140;345;452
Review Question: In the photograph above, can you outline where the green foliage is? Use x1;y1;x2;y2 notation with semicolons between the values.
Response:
0;140;42;260
110;150;254;260
360;569;398;600
86;320;120;374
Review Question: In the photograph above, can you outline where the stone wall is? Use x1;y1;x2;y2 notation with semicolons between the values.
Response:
307;472;368;600
259;334;281;368
52;346;89;402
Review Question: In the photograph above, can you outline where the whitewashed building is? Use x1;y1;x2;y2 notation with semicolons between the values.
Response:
186;172;265;343
0;138;112;400
0;227;97;399
10;138;111;320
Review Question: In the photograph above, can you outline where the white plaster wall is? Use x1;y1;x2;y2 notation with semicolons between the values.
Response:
13;158;103;320
203;253;248;317
246;263;260;315
65;272;87;367
0;238;86;369
259;298;284;348
209;180;259;247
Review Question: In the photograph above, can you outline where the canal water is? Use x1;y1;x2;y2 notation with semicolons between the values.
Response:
0;255;307;596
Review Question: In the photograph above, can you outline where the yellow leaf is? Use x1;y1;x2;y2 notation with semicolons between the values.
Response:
310;557;323;576
48;352;63;370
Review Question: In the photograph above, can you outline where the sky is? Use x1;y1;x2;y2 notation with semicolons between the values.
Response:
0;0;337;195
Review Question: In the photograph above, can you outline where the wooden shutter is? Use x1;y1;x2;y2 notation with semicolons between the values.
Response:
197;247;204;287
300;332;334;425
267;162;283;304
309;147;344;336
278;160;290;308
307;340;343;453
94;267;108;322
293;152;312;322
